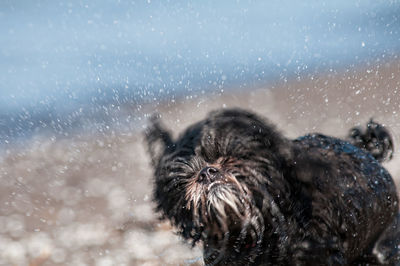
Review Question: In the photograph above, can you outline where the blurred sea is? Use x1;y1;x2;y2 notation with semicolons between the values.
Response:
1;0;400;143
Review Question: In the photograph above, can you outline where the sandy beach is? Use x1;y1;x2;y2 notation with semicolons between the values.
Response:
1;58;400;265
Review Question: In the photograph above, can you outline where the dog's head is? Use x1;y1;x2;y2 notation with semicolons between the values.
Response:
146;109;293;263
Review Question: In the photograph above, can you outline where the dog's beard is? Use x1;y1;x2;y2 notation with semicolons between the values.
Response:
184;169;266;264
158;154;290;264
185;174;250;233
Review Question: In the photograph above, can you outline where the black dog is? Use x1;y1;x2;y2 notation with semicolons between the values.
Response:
146;108;399;265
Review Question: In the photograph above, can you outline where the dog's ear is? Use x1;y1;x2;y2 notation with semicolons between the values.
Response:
145;114;174;166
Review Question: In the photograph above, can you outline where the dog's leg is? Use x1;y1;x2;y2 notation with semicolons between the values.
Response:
349;213;400;265
372;213;400;265
292;241;347;265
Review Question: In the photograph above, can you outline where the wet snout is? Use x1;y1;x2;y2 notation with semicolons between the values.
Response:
198;166;221;183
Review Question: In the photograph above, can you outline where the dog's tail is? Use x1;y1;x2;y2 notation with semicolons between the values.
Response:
348;119;394;162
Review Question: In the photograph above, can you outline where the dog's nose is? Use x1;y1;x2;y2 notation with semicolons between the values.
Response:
198;167;220;183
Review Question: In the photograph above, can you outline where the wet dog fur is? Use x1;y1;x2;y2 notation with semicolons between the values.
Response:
146;108;399;265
